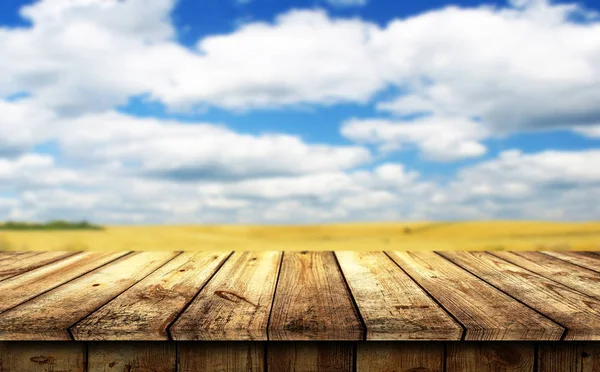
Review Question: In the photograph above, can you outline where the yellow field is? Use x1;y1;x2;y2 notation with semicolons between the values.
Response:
1;221;599;252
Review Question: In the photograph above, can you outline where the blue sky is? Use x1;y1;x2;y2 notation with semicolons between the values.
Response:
1;0;600;224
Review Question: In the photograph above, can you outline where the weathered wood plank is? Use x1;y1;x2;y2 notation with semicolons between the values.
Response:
356;342;443;372
269;251;363;341
446;342;534;372
0;251;78;281
0;251;41;265
71;252;230;341
0;251;178;340
495;251;600;300
335;251;462;340
0;251;129;313
0;251;31;263
440;251;600;340
387;251;563;341
582;342;600;372
267;342;353;372
538;342;600;371
179;342;264;372
542;251;600;273
171;251;282;341
0;341;85;372
538;343;582;372
87;342;176;372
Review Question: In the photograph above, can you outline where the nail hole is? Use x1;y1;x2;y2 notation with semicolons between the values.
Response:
93;284;100;287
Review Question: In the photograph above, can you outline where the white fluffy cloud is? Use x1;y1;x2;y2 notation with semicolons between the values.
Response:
455;149;600;189
0;99;55;156
341;116;488;161
51;111;372;180
159;10;382;110
3;0;598;125
6;0;597;164
1;2;384;113
351;0;600;159
0;154;85;190
0;159;427;224
1;0;600;223
431;149;600;220
0;0;176;115
5;147;600;223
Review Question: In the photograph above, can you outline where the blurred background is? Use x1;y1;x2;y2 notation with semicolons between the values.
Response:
1;0;599;251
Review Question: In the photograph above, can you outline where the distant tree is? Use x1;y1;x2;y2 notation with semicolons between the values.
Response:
0;220;103;231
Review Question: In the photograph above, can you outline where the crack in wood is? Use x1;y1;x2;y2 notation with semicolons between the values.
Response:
214;290;258;307
29;355;55;364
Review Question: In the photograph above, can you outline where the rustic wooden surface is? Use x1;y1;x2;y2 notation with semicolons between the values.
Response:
2;341;599;371
387;251;564;341
0;250;599;342
0;251;178;340
537;343;582;372
0;251;78;281
0;251;128;313
582;342;600;372
494;251;600;300
542;251;600;273
87;342;176;372
0;341;85;372
440;251;600;340
267;342;353;372
0;251;24;261
537;342;600;372
335;251;462;340
171;251;282;341
179;342;265;372
71;252;230;340
269;252;363;340
356;342;444;372
446;342;535;372
0;252;41;267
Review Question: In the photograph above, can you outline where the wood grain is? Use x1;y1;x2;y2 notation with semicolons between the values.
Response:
0;341;85;372
171;251;282;341
0;252;41;265
179;342;264;372
0;251;78;281
441;251;600;340
495;251;600;300
0;251;178;340
267;342;353;372
539;343;600;372
582;342;600;372
0;251;31;263
87;342;176;372
335;251;462;340
538;343;582;372
356;342;443;372
446;342;534;372
269;251;363;341
71;252;230;340
387;251;563;340
542;251;600;273
0;251;129;313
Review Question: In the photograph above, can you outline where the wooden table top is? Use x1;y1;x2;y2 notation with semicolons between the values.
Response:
0;250;599;342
